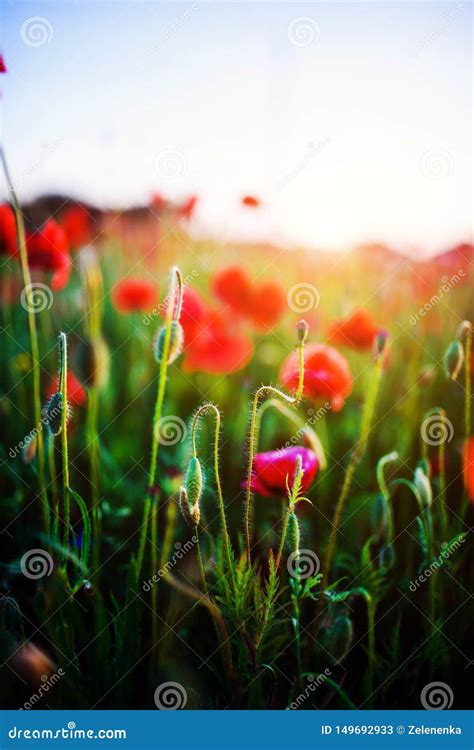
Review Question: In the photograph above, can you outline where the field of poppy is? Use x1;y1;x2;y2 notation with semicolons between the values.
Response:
0;176;473;712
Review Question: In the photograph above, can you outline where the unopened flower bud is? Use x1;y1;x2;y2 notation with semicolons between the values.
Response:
154;321;184;365
185;456;203;508
414;466;432;507
43;392;70;437
179;486;200;528
296;319;309;344
455;320;472;342
443;340;464;381
288;512;300;556
374;329;390;360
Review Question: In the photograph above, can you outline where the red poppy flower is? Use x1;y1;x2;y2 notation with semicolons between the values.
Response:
0;55;6;74
150;192;169;213
112;277;158;314
328;309;380;351
463;437;474;502
25;220;71;291
212;266;286;331
280;343;353;412
247;446;318;497
242;195;260;208
183;308;254;375
60;206;93;249
176;195;198;221
0;203;16;255
46;371;87;407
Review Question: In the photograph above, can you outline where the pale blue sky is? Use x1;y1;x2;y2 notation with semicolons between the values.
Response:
1;1;472;255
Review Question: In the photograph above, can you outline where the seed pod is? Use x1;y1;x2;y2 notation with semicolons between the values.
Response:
154;321;184;365
414;466;432;507
443;340;464;381
288;511;300;556
43;392;70;436
324;616;353;662
455;320;472;342
185;456;203;507
75;336;110;390
296;319;309;344
371;493;388;540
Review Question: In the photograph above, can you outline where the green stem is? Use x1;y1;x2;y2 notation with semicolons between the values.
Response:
191;404;235;590
275;507;291;570
465;330;472;438
59;332;70;550
244;340;305;564
0;148;49;538
87;386;101;570
194;527;208;595
318;356;383;624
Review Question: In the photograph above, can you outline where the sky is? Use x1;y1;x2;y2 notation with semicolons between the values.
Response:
1;1;472;256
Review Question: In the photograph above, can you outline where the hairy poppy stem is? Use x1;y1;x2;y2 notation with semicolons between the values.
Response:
317;354;383;627
0;148;50;538
136;268;183;650
194;527;208;595
58;332;70;549
465;328;472;437
244;332;306;565
191;403;235;590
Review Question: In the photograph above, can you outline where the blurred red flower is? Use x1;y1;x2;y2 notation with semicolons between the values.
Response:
176;195;198;221
463;437;474;502
0;203;17;255
0;55;6;74
112;277;158;314
60;206;93;250
183;307;254;374
212;265;285;331
247;446;318;497
328;308;380;351
280;343;353;412
25;220;71;291
150;192;169;212
46;371;87;407
242;195;260;208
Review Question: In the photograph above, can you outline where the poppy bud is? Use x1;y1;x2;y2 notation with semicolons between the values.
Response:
154;321;184;365
43;392;70;437
374;329;389;360
414;466;432;507
288;511;300;555
371;493;388;540
455;320;472;342
179;486;200;528
324;616;353;662
443;340;464;381
75;336;110;390
185;456;203;508
296;319;309;344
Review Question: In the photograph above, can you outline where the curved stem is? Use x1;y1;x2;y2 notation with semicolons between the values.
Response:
244;340;305;564
191;403;235;589
1;148;49;538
